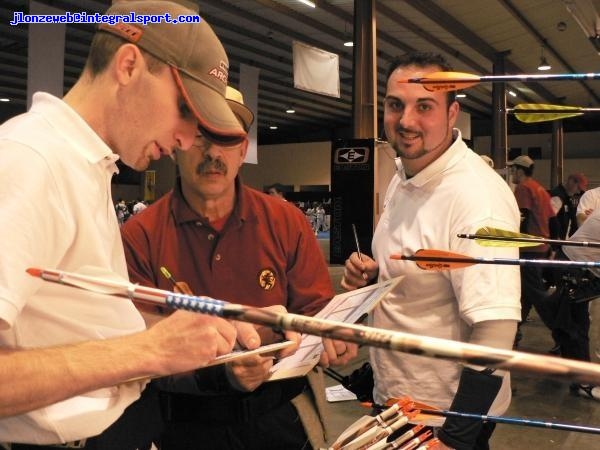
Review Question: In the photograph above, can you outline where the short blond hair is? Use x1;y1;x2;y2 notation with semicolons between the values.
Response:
84;31;163;77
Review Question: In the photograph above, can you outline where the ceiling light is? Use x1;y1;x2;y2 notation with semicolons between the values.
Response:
344;41;353;47
508;90;517;97
0;98;9;102
537;57;551;71
286;106;295;114
456;93;466;98
269;125;278;130
537;45;551;71
297;0;316;7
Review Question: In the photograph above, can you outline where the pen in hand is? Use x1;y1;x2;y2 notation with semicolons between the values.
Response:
352;223;363;261
160;266;178;288
160;266;193;296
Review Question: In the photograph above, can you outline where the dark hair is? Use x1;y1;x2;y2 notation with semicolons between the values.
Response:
84;31;163;77
267;183;285;193
386;52;457;105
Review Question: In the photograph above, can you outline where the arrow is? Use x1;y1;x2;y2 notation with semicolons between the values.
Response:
397;71;600;92
509;103;600;123
387;398;600;435
392;249;600;270
26;266;600;386
458;227;600;249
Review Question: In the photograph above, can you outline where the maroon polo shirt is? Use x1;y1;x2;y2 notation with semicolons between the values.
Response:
121;178;333;316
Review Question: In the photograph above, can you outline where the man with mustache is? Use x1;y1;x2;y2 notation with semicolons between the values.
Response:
341;52;521;450
121;87;356;450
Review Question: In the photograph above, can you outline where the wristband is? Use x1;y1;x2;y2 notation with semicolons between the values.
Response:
437;366;502;450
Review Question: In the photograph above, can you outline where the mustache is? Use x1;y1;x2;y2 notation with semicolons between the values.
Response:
196;156;228;175
395;126;422;136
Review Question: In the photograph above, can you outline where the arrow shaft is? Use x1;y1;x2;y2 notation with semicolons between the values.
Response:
401;254;600;269
458;233;600;249
28;267;600;386
419;409;600;434
413;73;600;84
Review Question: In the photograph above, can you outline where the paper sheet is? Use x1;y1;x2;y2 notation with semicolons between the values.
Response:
326;384;358;402
268;277;400;380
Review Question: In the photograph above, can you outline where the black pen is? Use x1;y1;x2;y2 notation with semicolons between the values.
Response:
352;223;363;261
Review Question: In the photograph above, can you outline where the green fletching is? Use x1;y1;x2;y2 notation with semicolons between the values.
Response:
472;227;542;247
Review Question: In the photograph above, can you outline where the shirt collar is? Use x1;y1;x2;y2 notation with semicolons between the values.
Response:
170;177;254;227
395;129;466;187
30;92;116;165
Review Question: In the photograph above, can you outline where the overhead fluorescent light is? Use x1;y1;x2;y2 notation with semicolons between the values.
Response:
508;90;517;97
456;93;466;98
344;41;353;47
269;125;278;130
286;107;296;114
0;98;10;102
297;0;316;7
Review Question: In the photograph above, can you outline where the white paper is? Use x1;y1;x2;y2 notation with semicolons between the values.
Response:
326;384;358;402
268;277;400;380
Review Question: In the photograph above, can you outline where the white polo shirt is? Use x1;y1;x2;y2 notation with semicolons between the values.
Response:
563;208;600;278
371;130;521;424
0;93;146;444
577;187;600;217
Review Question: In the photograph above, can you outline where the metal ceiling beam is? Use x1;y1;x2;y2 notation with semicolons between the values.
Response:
500;0;600;103
406;0;562;104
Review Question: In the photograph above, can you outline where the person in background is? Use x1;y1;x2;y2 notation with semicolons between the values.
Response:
341;52;521;450
122;86;356;450
507;156;559;339
550;173;587;238
115;198;130;225
266;182;288;201
315;203;326;233
132;199;148;215
577;186;600;226
0;2;260;448
549;208;600;400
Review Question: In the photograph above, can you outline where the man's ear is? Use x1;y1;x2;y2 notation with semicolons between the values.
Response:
447;100;459;129
112;43;144;85
239;139;249;166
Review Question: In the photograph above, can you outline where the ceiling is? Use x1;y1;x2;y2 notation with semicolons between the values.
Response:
1;0;600;145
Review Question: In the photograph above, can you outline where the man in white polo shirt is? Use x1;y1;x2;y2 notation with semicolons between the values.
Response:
0;2;265;449
342;52;521;450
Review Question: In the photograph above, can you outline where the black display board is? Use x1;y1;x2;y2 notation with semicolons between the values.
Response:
330;138;376;264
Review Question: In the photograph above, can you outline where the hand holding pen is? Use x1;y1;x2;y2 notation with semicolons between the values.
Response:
160;266;193;296
340;225;379;292
160;266;300;359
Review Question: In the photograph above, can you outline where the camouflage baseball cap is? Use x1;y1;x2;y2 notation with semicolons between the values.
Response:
99;1;246;145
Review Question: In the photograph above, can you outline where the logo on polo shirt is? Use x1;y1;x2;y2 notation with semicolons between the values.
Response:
258;268;276;291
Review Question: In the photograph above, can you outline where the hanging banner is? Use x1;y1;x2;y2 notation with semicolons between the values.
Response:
293;41;340;98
